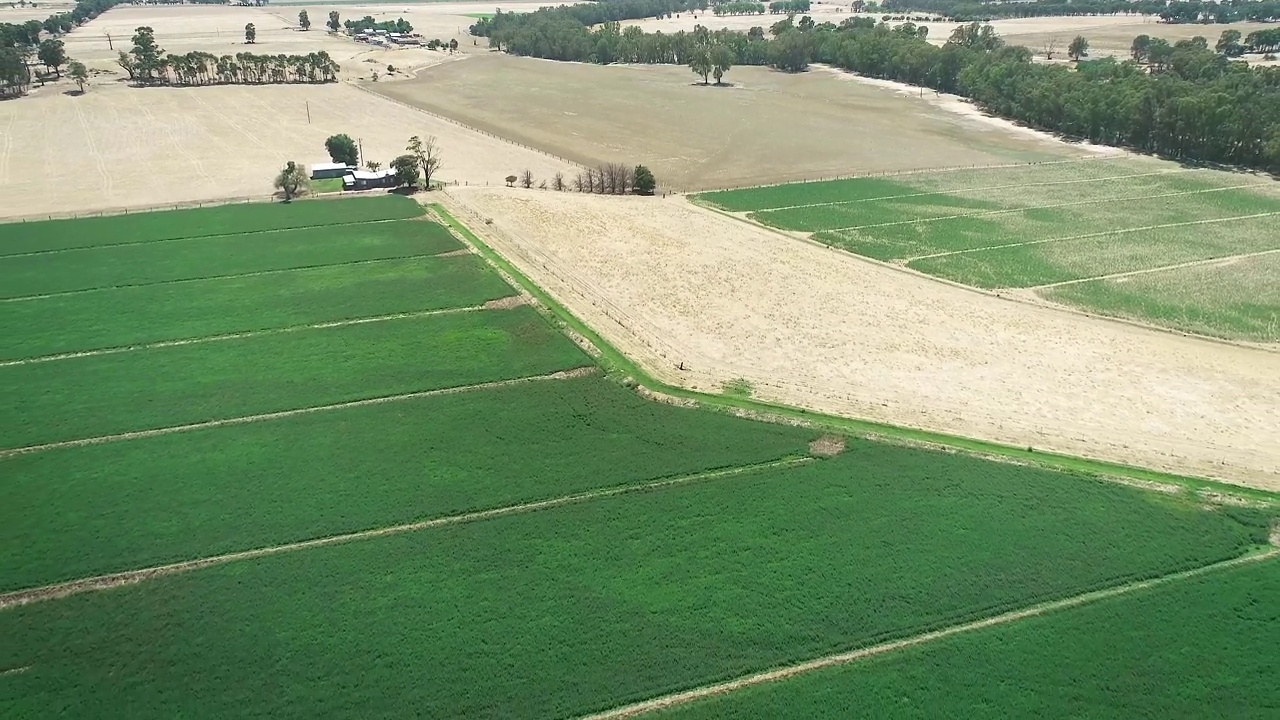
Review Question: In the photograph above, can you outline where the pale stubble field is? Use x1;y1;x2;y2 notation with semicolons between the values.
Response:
446;186;1280;492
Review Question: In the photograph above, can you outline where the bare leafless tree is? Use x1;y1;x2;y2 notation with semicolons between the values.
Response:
1043;34;1060;60
520;169;534;189
574;172;585;192
553;172;565;191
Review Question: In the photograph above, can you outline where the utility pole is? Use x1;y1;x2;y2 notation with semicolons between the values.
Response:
305;101;311;124
358;138;364;167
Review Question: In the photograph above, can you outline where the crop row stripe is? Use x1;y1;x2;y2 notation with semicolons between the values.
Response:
0;456;811;611
745;167;1199;212
819;182;1275;233
0;304;498;368
907;211;1280;262
1027;247;1280;290
0;217;413;259
0;252;459;304
0;367;597;459
580;549;1280;720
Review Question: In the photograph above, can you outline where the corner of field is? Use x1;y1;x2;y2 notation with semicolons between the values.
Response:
427;202;1279;507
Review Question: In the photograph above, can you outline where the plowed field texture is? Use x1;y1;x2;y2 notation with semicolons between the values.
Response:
2;196;1277;718
696;157;1280;343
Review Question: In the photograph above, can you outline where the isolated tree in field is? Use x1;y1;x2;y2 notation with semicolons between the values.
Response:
449;38;458;53
324;134;358;166
689;45;711;84
365;160;381;171
37;38;66;77
129;26;164;81
505;174;517;187
633;165;655;195
245;23;256;45
298;10;311;31
552;171;565;191
274;161;309;201
1067;35;1088;61
390;154;419;188
520;169;534;188
1042;34;1059;60
68;60;87;92
327;11;340;33
407;135;442;189
710;44;733;84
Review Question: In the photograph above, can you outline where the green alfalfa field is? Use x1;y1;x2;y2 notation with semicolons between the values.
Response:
2;195;1277;718
696;158;1280;342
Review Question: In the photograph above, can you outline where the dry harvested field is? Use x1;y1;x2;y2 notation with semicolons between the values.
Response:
375;53;1096;190
0;2;75;23
445;185;1280;491
0;80;574;219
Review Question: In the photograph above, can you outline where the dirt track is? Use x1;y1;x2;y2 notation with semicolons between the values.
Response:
448;186;1280;492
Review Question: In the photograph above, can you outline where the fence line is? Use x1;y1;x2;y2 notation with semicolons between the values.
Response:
0;188;394;225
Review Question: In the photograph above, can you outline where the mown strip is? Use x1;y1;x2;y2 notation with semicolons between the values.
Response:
0;219;461;299
0;376;815;593
656;557;1280;719
1;255;513;361
0;450;1267;717
0;195;423;256
432;204;1280;502
0;307;589;449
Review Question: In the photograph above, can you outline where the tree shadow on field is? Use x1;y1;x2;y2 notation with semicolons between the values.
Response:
62;89;86;97
689;82;738;88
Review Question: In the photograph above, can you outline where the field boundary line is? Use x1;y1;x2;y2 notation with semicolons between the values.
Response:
0;252;462;303
0;304;504;368
908;211;1280;261
0;367;596;458
0;457;812;611
737;166;1196;213
0;216;416;260
822;182;1273;233
1027;247;1280;290
693;156;1126;198
581;549;1280;719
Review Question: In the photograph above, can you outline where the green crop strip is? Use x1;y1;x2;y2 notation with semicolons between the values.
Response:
0;451;1267;717
0;195;424;256
0;376;815;593
0;307;590;449
431;204;1279;503
657;556;1280;719
2;255;514;361
0;218;462;299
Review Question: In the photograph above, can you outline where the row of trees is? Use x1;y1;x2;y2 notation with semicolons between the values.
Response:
470;0;707;38
881;0;1278;23
118;27;339;85
506;164;657;195
343;15;413;35
478;10;1280;172
712;2;764;17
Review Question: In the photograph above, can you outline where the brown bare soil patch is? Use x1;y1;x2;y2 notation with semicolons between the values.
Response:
373;54;1092;191
808;435;847;458
446;186;1280;492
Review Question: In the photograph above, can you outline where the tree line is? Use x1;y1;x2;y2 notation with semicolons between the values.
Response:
117;26;339;85
882;0;1279;23
469;0;708;38
1;0;121;96
477;9;1280;173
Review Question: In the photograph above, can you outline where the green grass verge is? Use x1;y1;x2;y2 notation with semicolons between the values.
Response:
310;178;345;194
0;375;816;592
430;204;1279;503
0;450;1269;717
0;219;462;299
0;195;423;256
0;306;589;449
659;557;1280;719
2;255;514;360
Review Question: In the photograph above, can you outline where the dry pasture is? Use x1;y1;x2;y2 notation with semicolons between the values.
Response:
376;54;1094;191
445;185;1280;492
0;81;575;220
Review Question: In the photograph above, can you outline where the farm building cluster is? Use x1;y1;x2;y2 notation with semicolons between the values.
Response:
310;163;398;191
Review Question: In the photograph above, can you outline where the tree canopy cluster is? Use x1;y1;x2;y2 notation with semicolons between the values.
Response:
2;0;121;96
118;27;339;86
881;0;1278;23
476;9;1280;173
343;16;414;35
469;0;709;39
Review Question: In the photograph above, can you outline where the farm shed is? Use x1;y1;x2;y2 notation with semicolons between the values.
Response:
342;169;399;190
310;162;354;180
